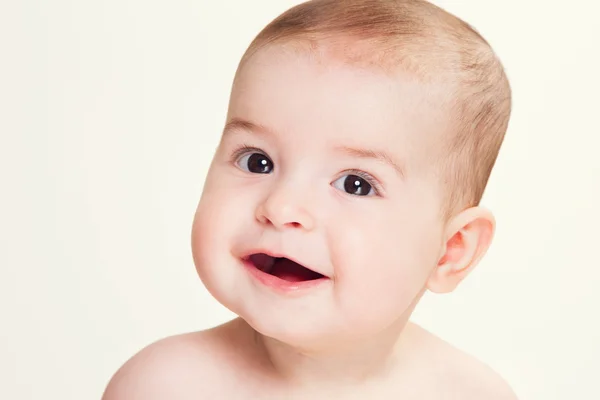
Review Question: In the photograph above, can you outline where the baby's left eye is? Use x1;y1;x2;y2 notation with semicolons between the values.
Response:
236;152;274;174
332;174;376;196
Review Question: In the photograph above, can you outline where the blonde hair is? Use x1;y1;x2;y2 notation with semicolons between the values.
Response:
236;0;512;221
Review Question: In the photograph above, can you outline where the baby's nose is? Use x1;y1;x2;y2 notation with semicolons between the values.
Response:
254;183;316;231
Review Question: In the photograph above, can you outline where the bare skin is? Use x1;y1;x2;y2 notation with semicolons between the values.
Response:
103;44;517;400
102;319;516;400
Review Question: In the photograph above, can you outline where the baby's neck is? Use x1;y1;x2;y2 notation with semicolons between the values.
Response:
251;318;419;388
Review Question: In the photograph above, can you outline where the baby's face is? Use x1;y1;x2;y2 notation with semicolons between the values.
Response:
192;45;451;347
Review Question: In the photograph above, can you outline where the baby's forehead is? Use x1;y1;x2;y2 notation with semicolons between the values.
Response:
241;33;460;86
238;39;459;129
235;43;454;136
239;39;454;97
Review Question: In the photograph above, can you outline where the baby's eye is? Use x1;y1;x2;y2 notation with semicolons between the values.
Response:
236;152;274;174
332;174;376;196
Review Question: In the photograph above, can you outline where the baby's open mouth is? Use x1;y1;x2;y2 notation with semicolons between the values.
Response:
247;253;326;282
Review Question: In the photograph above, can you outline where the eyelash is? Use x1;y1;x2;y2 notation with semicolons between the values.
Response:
229;144;384;196
230;143;265;164
340;169;384;196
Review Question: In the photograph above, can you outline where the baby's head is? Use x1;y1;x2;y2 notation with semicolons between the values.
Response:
192;0;511;350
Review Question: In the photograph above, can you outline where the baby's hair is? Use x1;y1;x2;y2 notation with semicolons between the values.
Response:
236;0;512;221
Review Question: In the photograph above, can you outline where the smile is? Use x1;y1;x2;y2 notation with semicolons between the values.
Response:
249;253;326;281
242;252;330;292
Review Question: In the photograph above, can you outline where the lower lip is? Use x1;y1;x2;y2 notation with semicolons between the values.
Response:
241;259;330;294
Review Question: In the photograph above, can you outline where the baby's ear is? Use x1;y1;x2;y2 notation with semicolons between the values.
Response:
426;206;496;294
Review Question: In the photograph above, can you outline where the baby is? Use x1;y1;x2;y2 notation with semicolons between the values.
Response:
103;0;515;398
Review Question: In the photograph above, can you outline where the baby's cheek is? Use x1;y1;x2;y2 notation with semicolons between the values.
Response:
191;187;231;250
331;210;430;298
331;228;416;330
192;173;261;260
191;192;244;296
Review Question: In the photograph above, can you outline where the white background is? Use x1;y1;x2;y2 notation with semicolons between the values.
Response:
1;1;599;399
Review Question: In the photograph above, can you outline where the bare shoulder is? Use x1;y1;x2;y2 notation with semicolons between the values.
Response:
101;319;250;400
407;323;518;400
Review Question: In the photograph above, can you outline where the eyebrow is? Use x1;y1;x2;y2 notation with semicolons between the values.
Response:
335;146;406;179
223;117;406;179
223;118;275;137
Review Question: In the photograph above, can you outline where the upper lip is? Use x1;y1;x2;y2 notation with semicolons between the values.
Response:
241;248;329;279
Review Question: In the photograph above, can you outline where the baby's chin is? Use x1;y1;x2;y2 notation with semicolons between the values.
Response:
234;301;390;353
243;314;348;351
202;280;338;348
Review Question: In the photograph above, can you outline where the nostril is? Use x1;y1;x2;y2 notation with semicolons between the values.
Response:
255;200;314;230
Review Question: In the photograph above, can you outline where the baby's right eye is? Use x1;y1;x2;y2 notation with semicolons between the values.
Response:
236;151;274;174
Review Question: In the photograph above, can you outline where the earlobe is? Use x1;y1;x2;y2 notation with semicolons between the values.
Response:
427;207;496;294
